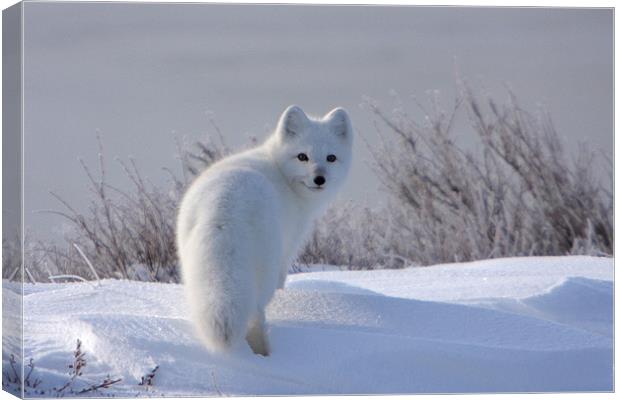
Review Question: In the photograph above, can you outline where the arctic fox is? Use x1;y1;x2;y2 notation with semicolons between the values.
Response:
176;105;353;356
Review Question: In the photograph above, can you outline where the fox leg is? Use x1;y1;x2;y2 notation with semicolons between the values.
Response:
246;311;270;356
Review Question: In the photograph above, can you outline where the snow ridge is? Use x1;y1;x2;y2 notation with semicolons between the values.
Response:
4;256;613;395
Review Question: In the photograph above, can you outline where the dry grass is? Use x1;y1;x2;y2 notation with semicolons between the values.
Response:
12;84;611;281
27;131;228;282
360;84;612;266
3;339;123;397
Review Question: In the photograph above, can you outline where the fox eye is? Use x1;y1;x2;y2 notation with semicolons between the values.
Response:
326;154;337;162
297;153;309;162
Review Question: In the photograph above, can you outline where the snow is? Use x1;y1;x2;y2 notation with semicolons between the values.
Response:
3;256;613;396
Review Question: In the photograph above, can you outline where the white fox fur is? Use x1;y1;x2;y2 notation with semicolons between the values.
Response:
176;105;353;356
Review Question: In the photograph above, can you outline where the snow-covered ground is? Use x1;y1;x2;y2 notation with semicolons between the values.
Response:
3;256;614;396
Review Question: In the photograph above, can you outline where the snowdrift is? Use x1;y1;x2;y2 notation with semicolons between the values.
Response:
3;256;613;396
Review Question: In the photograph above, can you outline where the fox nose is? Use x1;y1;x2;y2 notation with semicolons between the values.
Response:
314;176;326;186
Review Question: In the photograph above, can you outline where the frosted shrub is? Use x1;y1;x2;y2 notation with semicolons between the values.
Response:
37;133;228;282
364;86;612;266
24;87;612;280
298;202;393;270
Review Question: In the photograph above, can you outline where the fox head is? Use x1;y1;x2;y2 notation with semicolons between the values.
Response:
268;105;353;199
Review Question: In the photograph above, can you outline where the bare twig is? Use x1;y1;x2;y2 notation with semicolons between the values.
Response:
72;243;101;285
139;365;159;387
76;377;122;394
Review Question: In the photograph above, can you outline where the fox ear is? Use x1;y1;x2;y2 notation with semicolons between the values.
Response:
324;107;352;139
277;105;308;139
